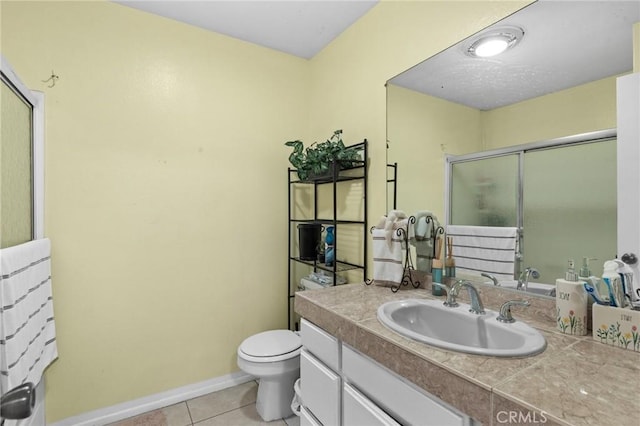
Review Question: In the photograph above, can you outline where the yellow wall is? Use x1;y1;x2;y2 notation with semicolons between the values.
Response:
1;0;533;422
387;84;483;219
482;75;618;149
1;1;308;421
307;0;530;237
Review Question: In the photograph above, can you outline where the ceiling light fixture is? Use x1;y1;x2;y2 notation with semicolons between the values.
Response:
465;26;524;58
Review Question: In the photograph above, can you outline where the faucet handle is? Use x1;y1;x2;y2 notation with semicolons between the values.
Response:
497;299;530;323
432;282;459;307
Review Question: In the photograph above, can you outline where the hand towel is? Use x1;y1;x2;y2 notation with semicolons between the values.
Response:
0;238;58;394
410;212;439;272
446;225;518;281
372;228;404;284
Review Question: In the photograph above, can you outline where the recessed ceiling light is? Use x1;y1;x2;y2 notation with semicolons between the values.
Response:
465;26;524;58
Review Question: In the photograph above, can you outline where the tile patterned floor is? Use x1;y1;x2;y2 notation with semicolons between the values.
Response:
107;381;300;426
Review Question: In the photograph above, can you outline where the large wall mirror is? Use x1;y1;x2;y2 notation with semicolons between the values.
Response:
386;0;640;296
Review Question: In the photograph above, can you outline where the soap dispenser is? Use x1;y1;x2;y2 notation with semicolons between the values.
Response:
578;257;594;280
578;257;599;287
556;259;588;335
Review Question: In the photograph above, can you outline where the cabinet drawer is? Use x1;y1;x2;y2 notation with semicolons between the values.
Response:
300;406;323;426
301;318;340;371
301;349;341;426
342;344;468;426
343;383;401;426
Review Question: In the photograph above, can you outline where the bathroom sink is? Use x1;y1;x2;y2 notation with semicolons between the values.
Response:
377;299;546;357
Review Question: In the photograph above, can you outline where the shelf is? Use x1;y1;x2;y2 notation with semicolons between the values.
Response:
288;139;368;331
289;167;366;184
290;219;366;225
290;257;365;272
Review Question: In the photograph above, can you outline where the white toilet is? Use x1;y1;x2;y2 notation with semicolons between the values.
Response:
237;329;301;421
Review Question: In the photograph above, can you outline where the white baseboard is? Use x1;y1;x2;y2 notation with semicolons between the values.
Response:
48;372;255;426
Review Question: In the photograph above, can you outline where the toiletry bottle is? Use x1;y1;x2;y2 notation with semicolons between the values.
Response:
615;259;638;308
556;259;588;335
445;236;456;279
325;226;335;267
578;257;597;282
602;260;625;308
432;237;444;296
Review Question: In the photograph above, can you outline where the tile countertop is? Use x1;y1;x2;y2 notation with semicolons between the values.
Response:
294;282;640;426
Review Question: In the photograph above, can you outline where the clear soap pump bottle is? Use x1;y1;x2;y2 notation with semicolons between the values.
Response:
556;259;588;335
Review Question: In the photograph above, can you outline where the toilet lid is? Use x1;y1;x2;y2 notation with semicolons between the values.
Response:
239;330;301;358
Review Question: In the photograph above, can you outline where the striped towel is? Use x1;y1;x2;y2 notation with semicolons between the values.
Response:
0;238;58;394
446;225;518;281
372;228;404;284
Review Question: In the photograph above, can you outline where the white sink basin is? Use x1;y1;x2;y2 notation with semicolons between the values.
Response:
377;299;546;357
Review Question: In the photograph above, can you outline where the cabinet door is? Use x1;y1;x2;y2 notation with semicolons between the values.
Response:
301;318;340;371
301;350;341;426
342;345;468;426
301;406;323;426
343;383;401;426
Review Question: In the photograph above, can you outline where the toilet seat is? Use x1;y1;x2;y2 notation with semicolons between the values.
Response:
238;330;301;363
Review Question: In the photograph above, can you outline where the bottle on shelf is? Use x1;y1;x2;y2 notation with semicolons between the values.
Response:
325;226;335;267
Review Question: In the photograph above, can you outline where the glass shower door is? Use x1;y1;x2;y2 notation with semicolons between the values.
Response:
0;76;34;248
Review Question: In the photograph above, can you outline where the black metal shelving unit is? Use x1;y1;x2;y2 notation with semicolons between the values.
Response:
387;163;397;210
287;140;368;331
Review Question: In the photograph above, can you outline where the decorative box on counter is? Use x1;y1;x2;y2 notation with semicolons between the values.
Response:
592;304;640;352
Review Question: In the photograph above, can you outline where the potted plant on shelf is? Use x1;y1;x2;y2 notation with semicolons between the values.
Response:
285;129;362;181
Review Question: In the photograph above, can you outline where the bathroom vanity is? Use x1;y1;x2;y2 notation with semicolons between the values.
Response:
295;283;640;426
299;318;471;426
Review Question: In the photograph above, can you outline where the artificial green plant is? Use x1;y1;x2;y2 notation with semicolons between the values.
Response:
285;130;362;181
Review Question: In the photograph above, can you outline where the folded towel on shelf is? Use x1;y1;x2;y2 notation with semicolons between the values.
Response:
446;225;518;281
1;238;58;394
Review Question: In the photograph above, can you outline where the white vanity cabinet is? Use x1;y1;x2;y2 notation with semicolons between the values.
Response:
343;383;400;426
300;319;341;425
299;318;472;426
342;344;470;426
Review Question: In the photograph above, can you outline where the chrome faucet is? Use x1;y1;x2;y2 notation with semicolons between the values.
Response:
481;272;499;286
497;300;530;323
456;280;485;314
434;280;485;314
517;267;540;291
432;282;459;307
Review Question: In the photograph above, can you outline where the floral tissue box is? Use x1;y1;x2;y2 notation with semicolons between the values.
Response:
592;304;640;352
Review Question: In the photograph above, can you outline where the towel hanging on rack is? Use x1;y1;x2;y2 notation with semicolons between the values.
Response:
0;238;58;394
445;225;518;281
372;211;409;284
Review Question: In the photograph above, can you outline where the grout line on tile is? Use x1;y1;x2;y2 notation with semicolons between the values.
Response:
185;400;194;426
192;401;258;425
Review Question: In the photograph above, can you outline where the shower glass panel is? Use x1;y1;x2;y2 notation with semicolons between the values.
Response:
450;154;518;227
522;139;617;280
1;77;34;248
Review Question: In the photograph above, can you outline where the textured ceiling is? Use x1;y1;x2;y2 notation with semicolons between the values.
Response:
389;0;640;111
113;0;379;59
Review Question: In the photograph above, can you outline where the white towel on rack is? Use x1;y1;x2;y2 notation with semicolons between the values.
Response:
446;225;518;281
373;211;410;284
0;238;58;394
410;211;439;272
372;229;404;284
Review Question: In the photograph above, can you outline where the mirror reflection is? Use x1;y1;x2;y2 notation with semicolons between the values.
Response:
386;0;640;296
